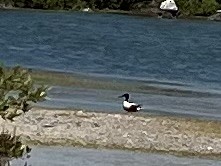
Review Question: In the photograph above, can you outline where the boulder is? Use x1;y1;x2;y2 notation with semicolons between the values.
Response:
0;3;13;9
158;11;174;19
82;8;93;12
160;0;178;11
208;13;221;21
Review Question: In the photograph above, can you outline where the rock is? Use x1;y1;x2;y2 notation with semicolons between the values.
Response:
208;13;221;21
158;0;178;19
75;138;87;146
42;121;58;128
0;3;13;9
123;133;128;138
82;8;92;12
76;121;82;127
158;11;175;19
93;122;100;127
160;0;178;11
114;114;121;119
42;124;55;128
142;131;148;135
75;110;89;118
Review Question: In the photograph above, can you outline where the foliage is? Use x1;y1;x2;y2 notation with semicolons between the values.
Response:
215;0;221;5
0;65;46;162
84;0;152;10
0;0;14;6
200;0;219;16
176;0;219;16
1;0;153;10
0;0;221;16
176;0;200;15
0;66;47;121
0;132;31;159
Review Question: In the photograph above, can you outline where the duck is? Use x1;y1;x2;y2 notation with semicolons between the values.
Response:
118;93;142;112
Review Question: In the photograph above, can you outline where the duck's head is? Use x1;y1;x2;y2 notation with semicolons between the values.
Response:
118;93;129;101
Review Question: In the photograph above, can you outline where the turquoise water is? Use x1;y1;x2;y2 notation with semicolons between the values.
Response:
0;9;221;119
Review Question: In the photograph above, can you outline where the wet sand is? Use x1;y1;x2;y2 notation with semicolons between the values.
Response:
1;108;221;159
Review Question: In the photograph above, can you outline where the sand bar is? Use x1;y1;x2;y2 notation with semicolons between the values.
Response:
1;108;221;159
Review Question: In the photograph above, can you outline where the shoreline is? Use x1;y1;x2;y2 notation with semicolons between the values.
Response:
1;108;221;160
0;6;215;21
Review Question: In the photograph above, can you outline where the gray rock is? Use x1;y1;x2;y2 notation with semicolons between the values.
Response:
160;0;178;11
42;124;55;128
0;3;13;9
208;13;221;21
158;10;178;19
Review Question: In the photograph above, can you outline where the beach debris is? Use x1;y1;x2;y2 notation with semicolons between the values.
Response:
123;133;128;138
42;123;55;128
75;110;90;118
207;146;213;151
76;121;82;127
93;122;100;127
142;131;148;136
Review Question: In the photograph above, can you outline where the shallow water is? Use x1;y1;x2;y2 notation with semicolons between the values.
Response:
0;9;221;119
11;146;221;166
41;85;221;120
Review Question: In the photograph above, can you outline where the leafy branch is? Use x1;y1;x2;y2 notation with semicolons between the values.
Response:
0;66;47;121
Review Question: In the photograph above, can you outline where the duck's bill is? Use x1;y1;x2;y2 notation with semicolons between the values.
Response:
118;95;123;98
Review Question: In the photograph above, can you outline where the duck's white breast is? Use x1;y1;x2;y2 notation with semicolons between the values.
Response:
123;101;136;109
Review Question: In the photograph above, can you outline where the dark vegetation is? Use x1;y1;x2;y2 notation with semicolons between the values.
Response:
176;0;220;16
0;0;221;16
0;65;47;164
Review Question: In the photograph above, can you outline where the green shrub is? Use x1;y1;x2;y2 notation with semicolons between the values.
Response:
0;66;47;121
0;65;46;163
177;0;219;16
200;0;219;15
0;132;31;159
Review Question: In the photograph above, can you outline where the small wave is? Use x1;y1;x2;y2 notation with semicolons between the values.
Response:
8;46;26;51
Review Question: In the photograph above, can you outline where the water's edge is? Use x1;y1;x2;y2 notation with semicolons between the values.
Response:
30;69;221;121
11;146;221;166
0;6;214;21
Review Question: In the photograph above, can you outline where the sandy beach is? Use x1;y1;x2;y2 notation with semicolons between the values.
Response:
1;108;221;159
